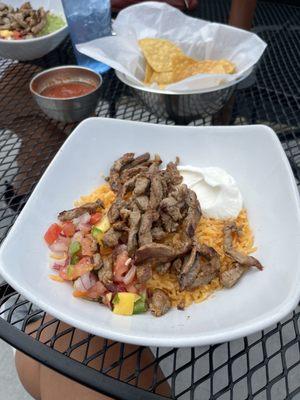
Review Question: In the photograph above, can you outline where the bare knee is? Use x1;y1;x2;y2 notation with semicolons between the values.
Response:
15;350;41;400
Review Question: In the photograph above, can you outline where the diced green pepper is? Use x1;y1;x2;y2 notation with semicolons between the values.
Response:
94;215;110;233
133;294;148;314
70;254;79;265
66;265;74;278
69;241;81;256
112;293;120;305
91;226;103;241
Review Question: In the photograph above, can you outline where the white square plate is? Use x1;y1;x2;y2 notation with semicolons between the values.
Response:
0;118;299;347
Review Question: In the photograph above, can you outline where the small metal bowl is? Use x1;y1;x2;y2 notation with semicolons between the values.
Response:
30;66;102;123
116;69;253;124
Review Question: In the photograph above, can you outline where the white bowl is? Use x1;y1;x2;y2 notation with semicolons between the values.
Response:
0;0;68;61
0;118;299;347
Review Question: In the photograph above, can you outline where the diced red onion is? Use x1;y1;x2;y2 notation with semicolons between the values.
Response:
104;282;118;293
50;259;66;270
126;284;138;294
74;276;86;292
123;265;136;285
78;223;91;234
103;293;112;309
49;237;70;253
92;281;106;295
73;212;90;226
125;258;132;267
72;231;83;242
74;272;97;292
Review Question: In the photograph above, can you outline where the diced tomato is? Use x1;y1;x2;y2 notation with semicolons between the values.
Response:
61;221;76;237
90;212;102;225
78;223;91;234
126;283;138;294
81;237;94;257
73;281;106;300
59;258;93;281
44;223;62;245
86;281;106;299
59;266;69;280
78;256;91;265
12;31;22;40
116;283;127;292
73;290;87;298
113;251;129;282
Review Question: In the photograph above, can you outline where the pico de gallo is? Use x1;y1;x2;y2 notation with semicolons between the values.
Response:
45;199;148;316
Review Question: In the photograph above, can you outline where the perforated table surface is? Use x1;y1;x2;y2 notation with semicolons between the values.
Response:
0;1;300;399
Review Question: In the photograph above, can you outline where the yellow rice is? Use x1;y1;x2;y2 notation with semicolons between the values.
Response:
76;184;256;309
75;183;116;209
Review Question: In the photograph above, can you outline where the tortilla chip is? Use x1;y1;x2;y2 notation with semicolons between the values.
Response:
144;62;153;84
205;61;226;74
139;38;183;72
218;59;236;74
171;54;206;82
139;38;236;87
171;56;234;83
149;70;174;85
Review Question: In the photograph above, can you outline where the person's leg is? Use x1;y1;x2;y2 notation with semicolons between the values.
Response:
16;315;170;400
15;351;41;400
40;366;113;400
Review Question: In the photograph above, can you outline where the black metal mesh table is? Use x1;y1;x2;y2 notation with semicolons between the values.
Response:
0;1;300;399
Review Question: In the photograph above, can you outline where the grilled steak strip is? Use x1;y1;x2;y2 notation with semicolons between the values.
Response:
102;228;121;248
127;205;141;256
135;241;192;265
224;222;263;270
149;289;171;317
136;264;152;283
139;210;153;246
108;152;135;192
149;173;164;210
220;264;247;288
98;255;113;285
122;153;150;170
58;199;104;222
135;195;149;212
156;262;171;275
107;196;125;224
179;252;201;290
183;189;202;238
179;244;220;290
133;176;150;197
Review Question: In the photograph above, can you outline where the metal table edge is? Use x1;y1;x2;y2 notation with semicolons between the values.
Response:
0;316;167;400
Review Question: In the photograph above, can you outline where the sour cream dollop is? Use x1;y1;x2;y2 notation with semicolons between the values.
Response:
178;166;243;220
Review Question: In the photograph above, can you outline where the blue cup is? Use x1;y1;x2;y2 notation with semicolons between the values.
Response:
62;0;111;74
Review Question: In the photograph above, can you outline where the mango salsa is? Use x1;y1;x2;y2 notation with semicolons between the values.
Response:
91;215;111;243
113;293;141;316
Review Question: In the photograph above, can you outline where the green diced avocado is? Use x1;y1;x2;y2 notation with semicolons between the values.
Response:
69;241;81;256
91;215;111;243
94;215;110;232
133;293;148;314
66;265;74;278
70;254;79;265
112;293;120;305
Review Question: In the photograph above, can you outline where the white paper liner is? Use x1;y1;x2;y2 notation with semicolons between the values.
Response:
77;2;267;92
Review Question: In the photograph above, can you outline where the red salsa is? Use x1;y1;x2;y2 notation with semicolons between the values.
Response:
41;81;96;99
